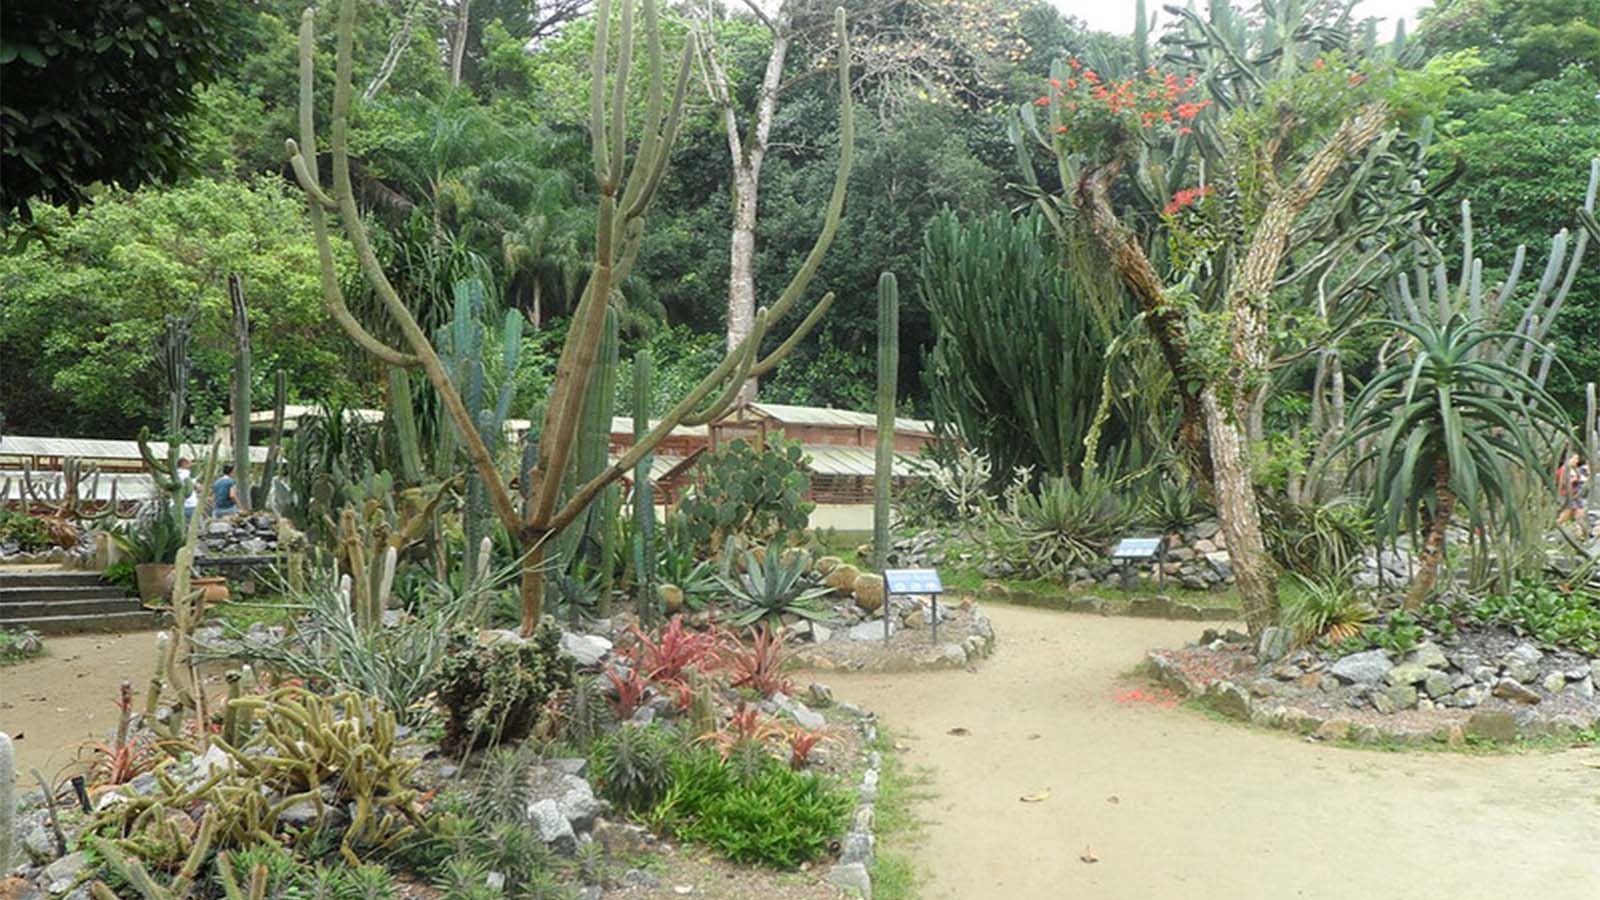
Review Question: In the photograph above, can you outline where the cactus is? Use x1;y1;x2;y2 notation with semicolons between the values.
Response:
326;479;453;630
387;366;425;485
1;730;14;874
287;0;853;630
631;350;658;626
874;271;898;570
251;371;287;510
229;274;254;512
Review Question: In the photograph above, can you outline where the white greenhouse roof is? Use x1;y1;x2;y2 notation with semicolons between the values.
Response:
801;446;922;478
741;402;934;435
0;435;268;464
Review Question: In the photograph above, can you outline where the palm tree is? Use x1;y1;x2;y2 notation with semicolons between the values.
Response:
1341;316;1570;608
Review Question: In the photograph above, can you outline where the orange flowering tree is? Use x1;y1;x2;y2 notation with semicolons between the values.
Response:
1012;0;1444;636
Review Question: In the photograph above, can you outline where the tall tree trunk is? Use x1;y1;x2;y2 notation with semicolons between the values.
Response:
1202;387;1276;633
727;164;760;400
449;0;472;87
1407;458;1455;609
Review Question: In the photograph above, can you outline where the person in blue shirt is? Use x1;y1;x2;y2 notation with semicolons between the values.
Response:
212;465;240;517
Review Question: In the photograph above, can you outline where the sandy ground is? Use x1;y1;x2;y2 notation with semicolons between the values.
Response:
821;604;1600;900
1;631;168;777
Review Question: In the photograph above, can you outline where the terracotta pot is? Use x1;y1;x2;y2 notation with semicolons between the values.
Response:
134;563;175;602
191;575;230;604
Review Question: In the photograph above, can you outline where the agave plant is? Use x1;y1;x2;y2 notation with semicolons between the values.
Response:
1339;316;1571;608
1279;570;1375;646
718;546;833;628
994;471;1134;576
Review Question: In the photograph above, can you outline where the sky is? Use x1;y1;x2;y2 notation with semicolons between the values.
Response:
1052;0;1433;36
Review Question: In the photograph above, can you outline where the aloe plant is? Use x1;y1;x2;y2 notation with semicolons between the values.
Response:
1340;316;1571;608
718;545;833;628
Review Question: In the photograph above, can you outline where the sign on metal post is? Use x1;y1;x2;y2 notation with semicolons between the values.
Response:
884;568;944;643
1109;536;1165;594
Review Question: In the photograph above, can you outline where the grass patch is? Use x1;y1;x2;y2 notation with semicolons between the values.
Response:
868;730;935;900
944;566;1245;610
0;627;45;667
205;592;298;632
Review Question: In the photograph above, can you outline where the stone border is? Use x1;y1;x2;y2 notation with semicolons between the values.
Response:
1143;650;1600;746
973;584;1238;622
826;709;881;899
790;599;998;673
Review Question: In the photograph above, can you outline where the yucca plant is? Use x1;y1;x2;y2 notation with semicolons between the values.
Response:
1339;316;1571;608
995;471;1134;577
1280;571;1375;646
718;546;834;628
1140;469;1212;532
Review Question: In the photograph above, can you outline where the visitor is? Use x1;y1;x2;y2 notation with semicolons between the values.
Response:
1556;453;1589;525
175;457;198;524
212;464;240;518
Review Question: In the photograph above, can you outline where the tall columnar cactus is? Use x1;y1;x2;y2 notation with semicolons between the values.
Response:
229;274;253;512
287;0;852;631
144;316;193;521
632;350;658;626
1;730;15;874
388;366;425;486
1587;382;1599;509
574;308;620;562
250;371;287;510
874;271;898;570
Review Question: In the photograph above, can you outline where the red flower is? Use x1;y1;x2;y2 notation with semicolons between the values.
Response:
1066;78;1078;89
1178;126;1193;135
1312;58;1326;70
1050;78;1062;89
1349;72;1366;85
1055;125;1068;134
1034;95;1051;106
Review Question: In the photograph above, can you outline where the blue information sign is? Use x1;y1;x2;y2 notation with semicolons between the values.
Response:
1110;537;1163;560
884;568;943;595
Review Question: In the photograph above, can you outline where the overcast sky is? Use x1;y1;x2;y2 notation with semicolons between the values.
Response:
1053;0;1432;35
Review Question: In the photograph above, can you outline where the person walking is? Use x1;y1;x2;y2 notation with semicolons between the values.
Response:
175;457;199;524
212;464;240;518
1556;453;1589;525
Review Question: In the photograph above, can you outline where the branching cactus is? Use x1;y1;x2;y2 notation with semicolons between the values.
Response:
632;350;658;626
229;274;254;512
874;272;898;570
286;0;853;631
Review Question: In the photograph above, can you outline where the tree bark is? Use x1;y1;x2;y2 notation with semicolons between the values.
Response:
449;0;472;87
1201;387;1276;632
1407;458;1455;609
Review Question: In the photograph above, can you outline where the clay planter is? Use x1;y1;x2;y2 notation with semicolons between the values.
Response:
191;575;231;604
134;563;175;602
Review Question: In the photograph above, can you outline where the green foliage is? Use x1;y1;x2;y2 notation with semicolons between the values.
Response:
1335;611;1426;657
589;723;679;814
437;622;573;752
991;472;1134;577
113;514;186;566
1459;582;1600;655
919;209;1118;479
0;2;249;221
0;627;44;666
1261;495;1373;576
1138;471;1211;532
652;746;851;869
718;546;834;628
1341;316;1571;544
0;510;51;552
674;439;814;554
103;560;138;593
0;176;356;436
1279;572;1374;646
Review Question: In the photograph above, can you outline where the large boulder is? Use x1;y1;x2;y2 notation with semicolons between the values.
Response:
1329;649;1393;685
1502;643;1543;683
852;573;886;613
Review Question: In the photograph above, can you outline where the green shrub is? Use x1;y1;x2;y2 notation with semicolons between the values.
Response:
718;545;833;628
589;723;679;814
651;746;850;869
1261;495;1372;576
437;621;573;752
992;471;1132;576
1465;581;1600;655
0;510;52;552
1279;572;1373;646
0;627;45;665
112;513;185;565
674;439;814;555
1139;471;1212;532
102;559;138;592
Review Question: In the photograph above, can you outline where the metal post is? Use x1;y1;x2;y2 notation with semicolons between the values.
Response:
884;589;892;645
930;595;939;643
1156;536;1166;594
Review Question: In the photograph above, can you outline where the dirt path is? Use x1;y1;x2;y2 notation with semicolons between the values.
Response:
823;604;1600;900
1;631;165;777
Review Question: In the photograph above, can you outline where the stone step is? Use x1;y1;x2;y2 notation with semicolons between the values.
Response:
3;610;161;635
0;570;105;588
0;597;149;619
0;585;129;604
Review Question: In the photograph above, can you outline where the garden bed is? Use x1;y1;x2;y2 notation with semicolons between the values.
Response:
786;595;996;673
1144;626;1600;745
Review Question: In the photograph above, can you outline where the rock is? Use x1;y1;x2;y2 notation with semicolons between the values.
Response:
592;818;649;856
1204;551;1233;579
1470;665;1498;684
547;757;587;776
1255;626;1291;662
528;799;578;854
1193;520;1221;539
44;852;89;894
1541;671;1567;694
1384;684;1418;711
825;564;862;593
1369;690;1397;715
1502;643;1543;683
1314;719;1352;742
807;683;834;707
805;622;833;643
1406;642;1449;670
22;821;56;864
1202;681;1251;721
1422;671;1453;700
555;774;606;832
560;632;613;667
1591;659;1600;683
1329;649;1393;685
783;699;827;731
1574;677;1596;699
1454;685;1487;708
848;619;892;642
839;830;875;866
1465;710;1519;742
852;574;886;613
828;862;873;897
1386;663;1430;686
1491;678;1541;705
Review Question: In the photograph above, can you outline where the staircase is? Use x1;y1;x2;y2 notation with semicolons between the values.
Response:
0;569;160;635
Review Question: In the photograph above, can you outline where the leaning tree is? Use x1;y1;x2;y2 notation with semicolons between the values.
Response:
288;0;855;633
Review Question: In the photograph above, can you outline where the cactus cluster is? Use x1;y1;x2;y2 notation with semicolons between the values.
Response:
874;272;898;570
0;456;136;525
632;349;658;626
325;476;455;630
